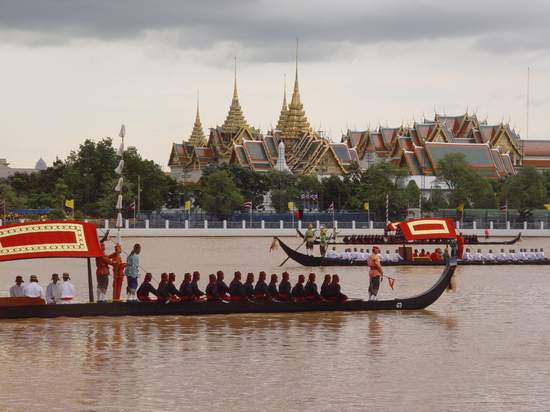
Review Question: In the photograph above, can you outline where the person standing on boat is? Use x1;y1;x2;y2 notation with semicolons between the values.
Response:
125;244;141;302
23;275;44;299
9;276;25;297
45;273;62;304
456;232;465;259
319;226;329;257
60;273;76;304
304;224;316;256
95;243;112;302
367;246;383;301
109;244;125;302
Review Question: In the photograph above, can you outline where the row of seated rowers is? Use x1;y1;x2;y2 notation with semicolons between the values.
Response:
137;271;348;303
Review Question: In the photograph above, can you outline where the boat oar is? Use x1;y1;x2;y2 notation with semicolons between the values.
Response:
279;238;307;267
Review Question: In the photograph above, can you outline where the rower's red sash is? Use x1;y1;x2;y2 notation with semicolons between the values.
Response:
229;295;242;302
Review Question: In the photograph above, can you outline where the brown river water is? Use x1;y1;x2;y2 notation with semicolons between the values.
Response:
0;236;549;411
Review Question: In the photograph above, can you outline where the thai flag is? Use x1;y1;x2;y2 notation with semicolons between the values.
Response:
243;201;253;209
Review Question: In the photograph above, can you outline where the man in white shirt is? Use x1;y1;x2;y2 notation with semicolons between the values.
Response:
392;249;403;262
357;249;367;261
473;249;484;261
9;276;25;297
23;275;44;298
526;249;536;260
350;248;361;260
463;248;473;261
496;249;507;261
514;249;524;261
60;273;76;303
45;273;62;304
484;249;495;261
537;248;545;260
509;249;518;261
326;247;339;259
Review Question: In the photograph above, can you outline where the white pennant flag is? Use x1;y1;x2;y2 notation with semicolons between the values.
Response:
119;124;125;138
117;141;125;157
114;159;124;175
114;177;123;192
116;194;123;210
116;212;123;228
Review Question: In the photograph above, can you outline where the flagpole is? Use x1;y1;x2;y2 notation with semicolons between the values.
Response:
137;175;141;222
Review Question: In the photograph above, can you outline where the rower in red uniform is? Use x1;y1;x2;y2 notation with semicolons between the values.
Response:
109;244;125;301
244;273;255;299
267;274;279;300
430;248;442;262
368;246;383;301
137;273;158;302
419;249;427;258
179;273;193;301
254;271;268;300
413;249;419;258
291;274;306;301
456;232;465;259
165;273;180;302
320;274;332;299
229;271;246;301
95;242;112;302
304;273;322;301
191;271;205;300
216;271;230;300
328;275;347;302
278;272;292;301
206;274;220;301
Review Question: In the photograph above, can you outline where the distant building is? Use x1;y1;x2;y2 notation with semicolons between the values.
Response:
342;114;520;178
0;158;45;179
522;140;550;170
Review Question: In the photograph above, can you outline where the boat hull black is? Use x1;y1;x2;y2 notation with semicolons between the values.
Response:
0;261;456;319
278;237;548;267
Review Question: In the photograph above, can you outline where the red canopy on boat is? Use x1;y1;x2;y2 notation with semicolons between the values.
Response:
0;220;102;262
398;218;457;241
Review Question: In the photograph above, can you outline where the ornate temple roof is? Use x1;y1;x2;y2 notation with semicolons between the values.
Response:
221;60;250;134
280;46;311;139
188;101;207;147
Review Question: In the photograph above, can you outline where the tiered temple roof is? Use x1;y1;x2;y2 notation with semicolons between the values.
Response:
188;103;207;147
276;87;289;132
221;65;250;134
343;112;521;178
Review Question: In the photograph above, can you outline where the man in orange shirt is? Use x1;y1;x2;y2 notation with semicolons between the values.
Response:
95;242;112;302
109;244;125;301
367;246;383;301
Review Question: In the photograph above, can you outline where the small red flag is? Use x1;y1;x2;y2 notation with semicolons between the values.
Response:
388;277;396;290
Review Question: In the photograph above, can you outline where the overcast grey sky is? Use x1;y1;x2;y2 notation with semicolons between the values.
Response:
1;0;549;168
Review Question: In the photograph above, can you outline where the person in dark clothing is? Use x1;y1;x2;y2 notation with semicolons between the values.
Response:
320;274;332;299
179;272;193;301
190;271;204;300
254;271;268;300
304;273;322;301
244;272;255;299
216;271;229;300
328;274;348;302
206;274;220;301
291;274;306;301
137;273;158;302
278;272;292;301
165;272;180;302
267;274;279;300
157;272;170;303
229;271;246;301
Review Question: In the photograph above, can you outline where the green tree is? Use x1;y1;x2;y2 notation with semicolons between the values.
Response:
501;166;546;219
199;170;244;218
404;180;421;208
0;181;25;211
436;153;496;209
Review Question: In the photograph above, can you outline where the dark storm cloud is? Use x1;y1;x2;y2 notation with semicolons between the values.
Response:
0;0;549;61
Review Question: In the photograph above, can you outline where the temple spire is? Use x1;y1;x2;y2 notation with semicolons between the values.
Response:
281;39;310;138
276;74;289;131
188;91;207;147
222;56;250;134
